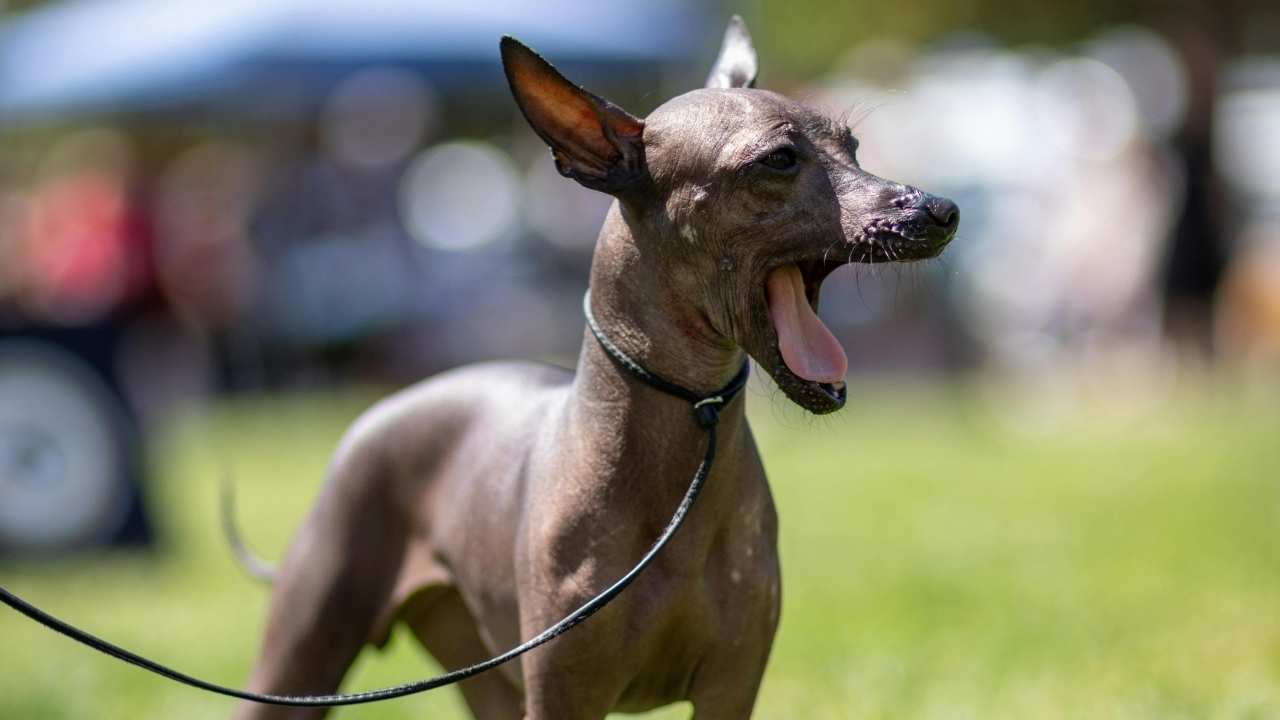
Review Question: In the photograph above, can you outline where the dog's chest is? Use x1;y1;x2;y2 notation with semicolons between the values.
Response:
609;530;778;707
613;504;781;711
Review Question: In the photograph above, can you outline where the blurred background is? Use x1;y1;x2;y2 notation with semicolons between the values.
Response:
1;0;1279;718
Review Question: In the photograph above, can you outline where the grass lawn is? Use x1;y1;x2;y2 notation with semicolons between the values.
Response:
2;377;1279;719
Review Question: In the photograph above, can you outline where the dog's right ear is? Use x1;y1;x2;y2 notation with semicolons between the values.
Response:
705;15;758;89
501;37;645;196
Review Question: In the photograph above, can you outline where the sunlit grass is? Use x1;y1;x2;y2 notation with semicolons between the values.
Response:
2;378;1278;719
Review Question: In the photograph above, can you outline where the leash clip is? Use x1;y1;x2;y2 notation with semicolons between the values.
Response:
693;396;725;429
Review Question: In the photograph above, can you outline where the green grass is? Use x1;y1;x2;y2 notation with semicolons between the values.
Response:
2;378;1279;719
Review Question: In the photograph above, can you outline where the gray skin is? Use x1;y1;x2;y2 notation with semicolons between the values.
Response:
233;17;957;720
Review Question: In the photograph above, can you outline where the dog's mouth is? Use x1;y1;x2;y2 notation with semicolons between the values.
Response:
763;258;848;414
761;228;951;414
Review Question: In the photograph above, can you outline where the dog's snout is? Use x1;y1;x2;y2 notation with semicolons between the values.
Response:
922;196;959;231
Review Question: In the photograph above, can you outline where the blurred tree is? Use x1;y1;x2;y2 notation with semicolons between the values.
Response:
742;0;1276;82
743;0;1136;82
1;0;49;16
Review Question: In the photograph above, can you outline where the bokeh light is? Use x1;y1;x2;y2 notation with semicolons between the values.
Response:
321;66;438;172
399;141;522;252
523;153;612;250
1033;57;1139;164
1216;86;1280;198
19;128;140;325
153;140;263;325
1086;25;1189;139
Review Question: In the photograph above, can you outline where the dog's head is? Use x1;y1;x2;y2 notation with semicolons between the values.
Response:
502;17;958;414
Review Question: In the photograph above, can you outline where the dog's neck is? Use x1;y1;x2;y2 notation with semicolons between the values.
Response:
583;202;746;395
568;202;750;502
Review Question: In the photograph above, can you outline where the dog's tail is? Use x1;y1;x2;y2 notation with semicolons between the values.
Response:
219;470;278;585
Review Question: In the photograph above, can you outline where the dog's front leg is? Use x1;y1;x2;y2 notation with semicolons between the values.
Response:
514;553;635;720
233;441;406;720
687;656;769;720
519;648;625;720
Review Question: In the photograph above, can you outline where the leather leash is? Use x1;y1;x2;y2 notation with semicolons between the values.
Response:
0;290;748;708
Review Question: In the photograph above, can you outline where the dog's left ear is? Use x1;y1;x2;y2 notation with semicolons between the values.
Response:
501;36;645;196
705;15;758;89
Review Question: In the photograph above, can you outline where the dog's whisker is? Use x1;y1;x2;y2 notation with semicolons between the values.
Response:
822;238;842;266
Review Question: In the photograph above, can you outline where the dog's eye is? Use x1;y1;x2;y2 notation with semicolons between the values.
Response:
758;148;798;172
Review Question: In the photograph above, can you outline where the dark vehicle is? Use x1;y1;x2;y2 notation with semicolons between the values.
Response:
0;326;150;553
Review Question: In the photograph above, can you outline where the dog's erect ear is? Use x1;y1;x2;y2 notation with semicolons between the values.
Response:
501;36;645;195
705;15;758;89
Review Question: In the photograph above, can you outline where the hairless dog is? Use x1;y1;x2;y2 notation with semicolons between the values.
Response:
232;17;958;719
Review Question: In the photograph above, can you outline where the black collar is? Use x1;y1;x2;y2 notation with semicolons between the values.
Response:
583;291;750;428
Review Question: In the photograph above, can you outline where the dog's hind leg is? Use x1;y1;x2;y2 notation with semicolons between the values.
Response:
233;441;406;720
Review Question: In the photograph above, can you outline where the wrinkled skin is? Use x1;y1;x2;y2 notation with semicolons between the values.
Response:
233;17;957;720
634;88;958;413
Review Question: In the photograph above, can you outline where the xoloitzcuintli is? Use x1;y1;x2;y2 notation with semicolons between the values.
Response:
233;16;958;720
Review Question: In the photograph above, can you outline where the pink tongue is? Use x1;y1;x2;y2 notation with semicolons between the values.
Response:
766;265;848;383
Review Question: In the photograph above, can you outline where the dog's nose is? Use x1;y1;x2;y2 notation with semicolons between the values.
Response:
922;195;959;231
